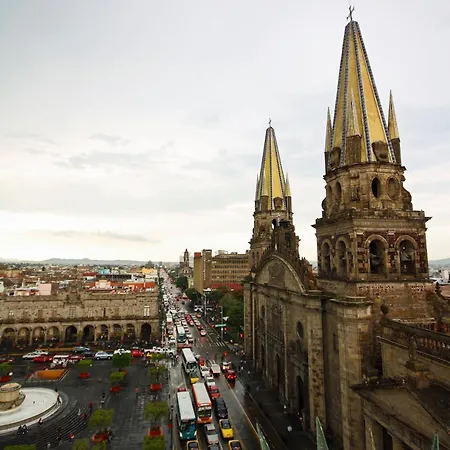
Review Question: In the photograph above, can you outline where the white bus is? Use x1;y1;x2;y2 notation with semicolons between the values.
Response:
176;391;197;440
191;383;212;424
177;325;186;344
181;348;199;383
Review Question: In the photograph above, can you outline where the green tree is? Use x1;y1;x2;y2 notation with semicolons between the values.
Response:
88;409;114;434
71;439;90;450
110;371;126;386
92;443;107;450
4;446;36;450
77;359;93;376
112;352;132;370
175;276;188;291
143;436;165;450
147;365;167;383
0;362;12;377
185;288;200;302
227;302;244;329
145;401;168;426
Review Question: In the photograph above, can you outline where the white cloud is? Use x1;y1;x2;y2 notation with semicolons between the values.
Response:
0;0;449;262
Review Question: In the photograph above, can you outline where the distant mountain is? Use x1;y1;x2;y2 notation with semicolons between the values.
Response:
429;258;450;267
40;258;148;266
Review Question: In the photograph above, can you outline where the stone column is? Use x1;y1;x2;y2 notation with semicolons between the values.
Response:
29;330;33;346
306;304;326;432
364;416;383;450
391;435;405;450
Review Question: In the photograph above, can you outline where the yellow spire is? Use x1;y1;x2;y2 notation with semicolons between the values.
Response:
388;90;400;140
258;124;287;210
347;89;361;137
330;18;396;165
324;107;332;152
285;173;291;197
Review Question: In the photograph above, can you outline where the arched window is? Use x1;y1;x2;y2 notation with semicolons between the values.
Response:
336;241;347;276
399;240;416;274
335;182;342;204
322;243;331;275
369;240;385;274
371;177;381;198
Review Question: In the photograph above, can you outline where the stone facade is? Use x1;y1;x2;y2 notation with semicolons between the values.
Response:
0;284;159;347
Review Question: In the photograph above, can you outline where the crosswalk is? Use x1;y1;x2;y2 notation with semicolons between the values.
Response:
196;338;227;347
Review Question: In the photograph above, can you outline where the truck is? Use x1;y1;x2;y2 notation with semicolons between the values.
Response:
210;363;221;377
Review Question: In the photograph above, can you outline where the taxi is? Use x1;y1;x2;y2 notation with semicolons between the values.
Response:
187;440;200;450
219;419;234;439
228;441;242;450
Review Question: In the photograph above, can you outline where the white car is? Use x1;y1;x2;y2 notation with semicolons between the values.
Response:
200;366;210;378
23;351;48;360
95;351;112;360
204;423;220;445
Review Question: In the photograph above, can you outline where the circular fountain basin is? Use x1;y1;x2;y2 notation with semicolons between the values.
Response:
0;387;61;433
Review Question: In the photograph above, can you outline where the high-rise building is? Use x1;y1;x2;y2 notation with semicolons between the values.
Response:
193;252;204;292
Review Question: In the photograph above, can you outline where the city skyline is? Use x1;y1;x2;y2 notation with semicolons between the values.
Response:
1;0;449;262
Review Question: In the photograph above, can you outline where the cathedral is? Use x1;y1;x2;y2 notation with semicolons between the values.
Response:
244;14;450;450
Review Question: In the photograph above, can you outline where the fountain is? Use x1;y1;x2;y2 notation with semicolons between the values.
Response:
0;382;62;433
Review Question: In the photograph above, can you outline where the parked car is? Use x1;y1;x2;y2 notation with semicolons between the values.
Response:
82;350;95;358
95;351;112;360
69;354;85;362
204;423;219;445
33;354;53;363
73;346;90;354
0;356;14;364
131;348;144;358
23;351;48;360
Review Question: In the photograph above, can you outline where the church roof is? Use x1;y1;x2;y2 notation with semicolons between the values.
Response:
328;18;397;165
257;125;288;209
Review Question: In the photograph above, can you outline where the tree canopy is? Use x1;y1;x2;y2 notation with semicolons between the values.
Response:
175;276;188;291
112;352;132;370
145;402;168;423
143;436;165;450
185;288;201;302
88;409;114;431
71;439;90;450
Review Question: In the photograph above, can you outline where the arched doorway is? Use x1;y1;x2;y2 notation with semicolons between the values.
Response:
125;324;136;342
18;327;30;345
83;325;95;342
65;326;77;343
1;328;16;349
112;324;122;341
47;326;60;345
33;327;45;343
99;325;109;341
141;323;152;343
322;243;331;275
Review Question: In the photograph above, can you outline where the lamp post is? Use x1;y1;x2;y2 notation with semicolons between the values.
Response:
219;306;224;341
203;292;207;321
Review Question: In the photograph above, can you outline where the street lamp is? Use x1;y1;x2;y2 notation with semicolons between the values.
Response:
219;306;224;341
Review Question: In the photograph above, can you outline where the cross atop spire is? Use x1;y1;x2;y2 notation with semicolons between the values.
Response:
269;118;272;127
347;5;355;22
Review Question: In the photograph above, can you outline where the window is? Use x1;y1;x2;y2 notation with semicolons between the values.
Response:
322;243;331;275
369;240;385;274
69;307;76;319
22;310;29;320
144;305;150;317
336;241;347;276
371;177;381;198
399;240;416;275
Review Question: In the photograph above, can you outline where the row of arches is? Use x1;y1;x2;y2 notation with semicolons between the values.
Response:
321;236;418;277
1;323;152;346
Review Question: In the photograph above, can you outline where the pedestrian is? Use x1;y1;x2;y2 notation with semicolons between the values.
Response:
54;386;58;392
77;408;81;416
57;395;61;404
88;401;93;412
47;442;51;449
38;417;43;427
82;412;87;420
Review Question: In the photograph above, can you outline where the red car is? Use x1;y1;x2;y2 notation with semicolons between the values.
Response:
131;349;144;357
224;369;237;382
33;354;53;363
69;354;85;362
207;383;221;400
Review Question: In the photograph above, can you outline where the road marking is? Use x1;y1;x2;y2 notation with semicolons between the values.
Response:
224;379;259;443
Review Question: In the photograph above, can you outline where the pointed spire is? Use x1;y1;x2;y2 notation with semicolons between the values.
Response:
254;174;260;201
324;107;332;152
258;124;287;210
388;90;400;140
285;173;291;197
330;17;396;165
347;89;361;137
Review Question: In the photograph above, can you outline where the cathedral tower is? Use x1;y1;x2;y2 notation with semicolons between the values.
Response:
250;123;293;268
314;17;433;319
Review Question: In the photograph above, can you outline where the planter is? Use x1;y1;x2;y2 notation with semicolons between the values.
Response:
148;426;162;437
79;372;90;379
92;433;109;443
150;383;162;391
0;376;11;383
110;385;122;393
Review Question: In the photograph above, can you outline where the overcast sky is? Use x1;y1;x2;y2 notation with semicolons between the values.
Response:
0;0;449;263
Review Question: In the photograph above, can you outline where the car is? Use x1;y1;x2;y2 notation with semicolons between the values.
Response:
219;419;234;439
228;441;243;450
205;375;214;385
221;361;231;372
224;369;237;381
164;348;176;357
69;354;85;362
131;349;144;357
200;366;210;378
23;351;48;360
200;330;207;337
73;346;90;354
204;423;220;445
207;383;221;400
214;398;228;419
0;356;13;364
82;350;96;358
33;354;53;363
194;354;201;361
177;387;187;392
186;440;199;450
95;351;112;360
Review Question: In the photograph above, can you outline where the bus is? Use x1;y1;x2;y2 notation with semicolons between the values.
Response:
177;326;186;344
176;391;197;440
191;383;212;424
181;348;200;383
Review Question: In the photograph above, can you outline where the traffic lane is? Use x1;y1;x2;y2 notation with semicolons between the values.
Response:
215;374;260;450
